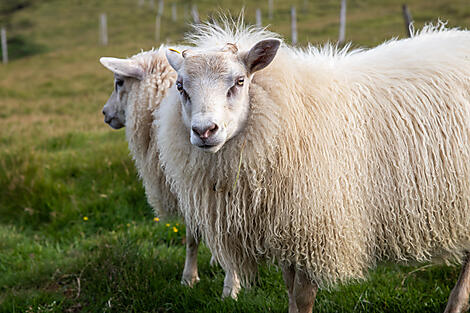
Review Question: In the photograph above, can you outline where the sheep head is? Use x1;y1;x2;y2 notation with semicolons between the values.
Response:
166;39;281;153
99;57;144;129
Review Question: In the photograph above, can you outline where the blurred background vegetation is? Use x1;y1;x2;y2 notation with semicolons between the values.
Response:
0;0;469;312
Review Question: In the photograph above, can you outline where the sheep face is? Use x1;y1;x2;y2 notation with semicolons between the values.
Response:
99;57;144;129
101;74;130;129
166;39;280;153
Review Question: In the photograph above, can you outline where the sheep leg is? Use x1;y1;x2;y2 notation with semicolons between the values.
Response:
282;264;298;313
209;255;218;267
222;268;241;299
444;252;470;313
207;255;241;299
181;227;200;287
293;268;318;313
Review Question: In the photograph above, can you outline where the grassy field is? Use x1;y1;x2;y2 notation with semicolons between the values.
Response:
1;0;469;312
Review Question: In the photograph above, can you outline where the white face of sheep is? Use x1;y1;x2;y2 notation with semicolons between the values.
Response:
166;39;280;153
99;57;144;129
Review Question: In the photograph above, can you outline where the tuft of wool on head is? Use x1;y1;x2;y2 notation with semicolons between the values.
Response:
185;13;281;52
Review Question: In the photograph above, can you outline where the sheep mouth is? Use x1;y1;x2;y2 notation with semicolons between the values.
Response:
194;142;223;153
197;144;217;149
191;135;224;152
105;117;125;129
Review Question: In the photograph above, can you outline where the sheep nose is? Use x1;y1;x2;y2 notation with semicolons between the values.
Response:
192;123;219;140
102;109;106;116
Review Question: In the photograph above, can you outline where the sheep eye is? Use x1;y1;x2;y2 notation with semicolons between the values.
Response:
116;80;124;88
236;77;244;86
176;81;183;92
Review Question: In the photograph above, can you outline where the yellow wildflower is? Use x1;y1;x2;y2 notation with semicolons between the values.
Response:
154;217;160;222
165;223;170;227
173;227;178;233
83;216;88;221
126;223;131;227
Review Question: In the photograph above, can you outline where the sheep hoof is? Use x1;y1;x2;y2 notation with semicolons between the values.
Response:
222;270;241;299
222;286;238;300
222;280;241;300
181;275;200;287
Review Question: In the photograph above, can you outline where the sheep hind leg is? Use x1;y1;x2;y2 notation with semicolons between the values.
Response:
444;252;470;313
282;264;298;313
293;268;318;313
181;227;200;287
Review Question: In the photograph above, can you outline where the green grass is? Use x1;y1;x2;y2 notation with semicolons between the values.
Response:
0;0;469;312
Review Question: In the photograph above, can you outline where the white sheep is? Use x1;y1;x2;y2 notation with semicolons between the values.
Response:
99;46;240;298
159;20;470;313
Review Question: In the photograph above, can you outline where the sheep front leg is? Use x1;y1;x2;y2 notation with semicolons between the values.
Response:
208;257;241;299
222;268;241;299
445;252;470;313
181;227;200;287
282;264;298;313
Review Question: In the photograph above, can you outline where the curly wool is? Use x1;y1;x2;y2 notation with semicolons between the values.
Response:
157;23;470;287
125;47;178;216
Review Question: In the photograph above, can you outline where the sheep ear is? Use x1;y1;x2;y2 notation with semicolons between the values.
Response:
166;48;184;71
242;39;281;74
100;57;144;80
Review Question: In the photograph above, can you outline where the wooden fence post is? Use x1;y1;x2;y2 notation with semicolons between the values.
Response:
184;4;188;19
303;0;309;11
191;5;199;24
172;3;177;21
338;0;346;45
100;13;108;46
402;4;413;37
155;15;161;42
268;0;273;19
291;6;297;45
1;27;7;64
158;0;164;16
256;9;262;27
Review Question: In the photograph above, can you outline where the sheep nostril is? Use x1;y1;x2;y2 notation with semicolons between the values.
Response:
193;123;219;140
191;126;200;137
206;124;218;137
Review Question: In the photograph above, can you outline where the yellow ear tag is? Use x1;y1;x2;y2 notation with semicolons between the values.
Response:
169;48;181;54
